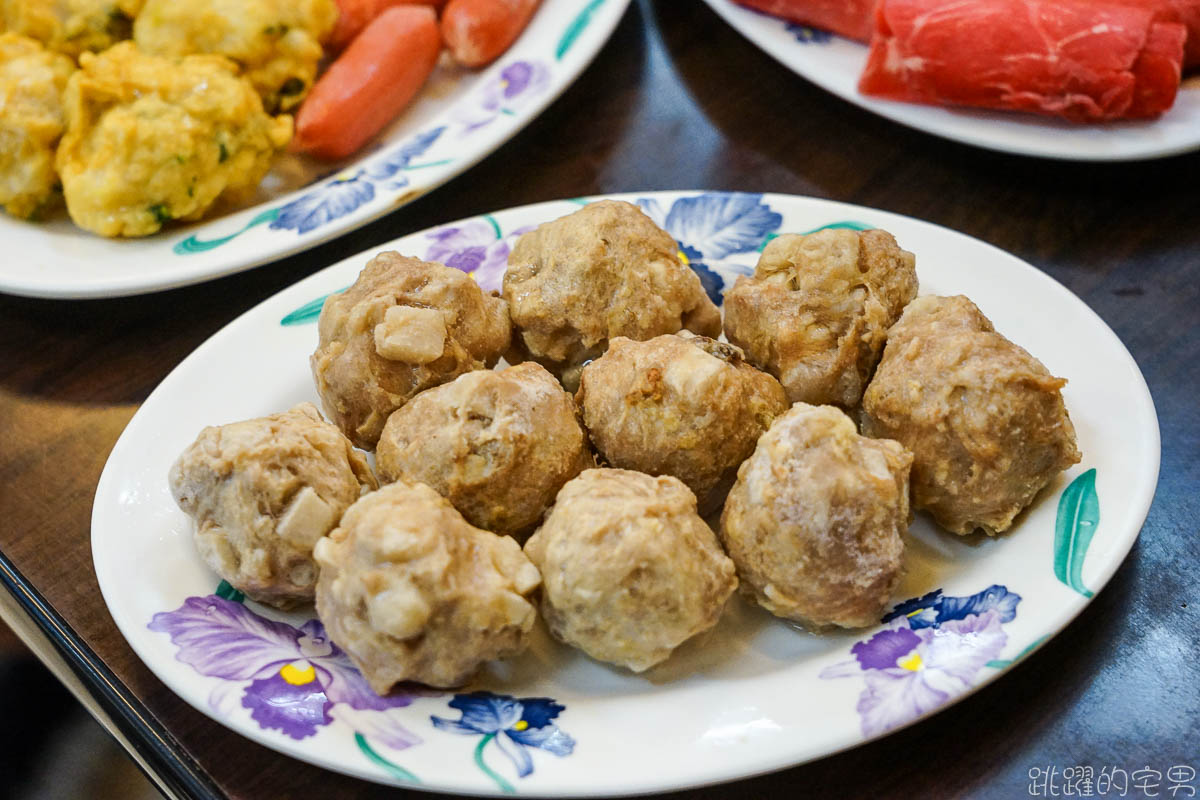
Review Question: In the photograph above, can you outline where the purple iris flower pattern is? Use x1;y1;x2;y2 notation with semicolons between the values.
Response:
786;22;833;43
148;595;428;746
637;193;783;304
820;585;1022;737
432;691;574;783
424;218;534;292
456;60;551;132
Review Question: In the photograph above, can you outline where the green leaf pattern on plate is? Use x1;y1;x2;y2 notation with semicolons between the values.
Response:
1053;468;1100;598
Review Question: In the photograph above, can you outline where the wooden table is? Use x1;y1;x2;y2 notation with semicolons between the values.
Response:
2;2;1197;797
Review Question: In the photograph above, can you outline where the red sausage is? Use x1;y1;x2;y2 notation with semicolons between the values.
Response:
293;5;441;159
441;0;541;68
328;0;445;52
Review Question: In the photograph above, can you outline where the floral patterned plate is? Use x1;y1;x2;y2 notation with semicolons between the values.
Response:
0;0;630;300
700;0;1200;161
92;192;1159;796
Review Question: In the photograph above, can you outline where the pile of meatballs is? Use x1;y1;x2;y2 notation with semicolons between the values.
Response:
168;199;1081;692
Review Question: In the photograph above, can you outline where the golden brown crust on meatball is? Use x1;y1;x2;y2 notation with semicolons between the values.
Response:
168;403;377;610
723;228;917;408
720;403;912;630
313;481;541;691
861;295;1081;535
576;333;788;513
375;362;593;540
311;252;512;450
524;468;737;672
502;200;721;390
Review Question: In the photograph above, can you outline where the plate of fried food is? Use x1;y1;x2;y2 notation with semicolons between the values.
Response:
702;0;1200;161
92;191;1158;795
0;0;630;299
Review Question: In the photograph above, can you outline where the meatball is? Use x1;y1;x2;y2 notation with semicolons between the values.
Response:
2;0;143;58
313;481;541;690
524;468;737;672
503;200;722;390
723;228;917;408
576;333;788;513
55;42;291;237
168;403;377;610
720;403;912;629
376;362;592;539
134;0;337;112
861;294;1081;535
311;252;512;450
0;34;73;220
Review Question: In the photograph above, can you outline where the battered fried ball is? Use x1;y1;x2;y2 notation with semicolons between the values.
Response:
503;200;722;390
2;0;144;58
168;403;377;610
313;480;541;690
723;228;917;408
524;469;737;672
720;403;912;629
861;295;1081;535
376;362;593;539
311;252;512;450
0;33;73;220
576;332;788;514
134;0;337;112
55;42;292;237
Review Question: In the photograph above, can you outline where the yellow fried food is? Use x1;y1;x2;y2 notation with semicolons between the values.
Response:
0;33;73;219
134;0;336;112
56;42;292;238
2;0;144;57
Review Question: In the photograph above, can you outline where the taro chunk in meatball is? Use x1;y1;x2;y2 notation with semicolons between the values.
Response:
524;468;737;672
311;252;512;450
861;294;1081;535
313;481;541;690
720;403;912;629
503;200;721;390
576;332;787;513
723;228;917;408
168;403;377;610
376;361;593;539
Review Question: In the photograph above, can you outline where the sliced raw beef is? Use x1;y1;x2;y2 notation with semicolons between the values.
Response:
858;0;1186;121
1114;0;1200;67
732;0;878;42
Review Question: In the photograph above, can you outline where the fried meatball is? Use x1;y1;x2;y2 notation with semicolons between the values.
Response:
168;403;377;610
723;228;917;408
720;403;912;629
311;252;512;450
576;333;788;513
2;0;143;58
376;362;592;539
55;42;291;237
503;200;722;390
861;295;1081;535
0;34;73;220
524;468;737;672
134;0;337;112
313;481;541;690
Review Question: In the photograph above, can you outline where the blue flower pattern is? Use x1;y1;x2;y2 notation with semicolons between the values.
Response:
638;193;783;304
270;127;445;234
786;22;832;43
432;691;574;785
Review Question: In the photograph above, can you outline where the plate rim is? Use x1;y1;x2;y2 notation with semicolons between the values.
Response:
91;189;1161;796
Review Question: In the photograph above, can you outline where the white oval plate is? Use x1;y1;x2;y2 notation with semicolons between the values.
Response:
701;0;1200;161
93;191;1159;796
0;0;630;300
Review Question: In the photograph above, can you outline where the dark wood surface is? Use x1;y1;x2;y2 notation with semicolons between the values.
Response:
2;1;1197;797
